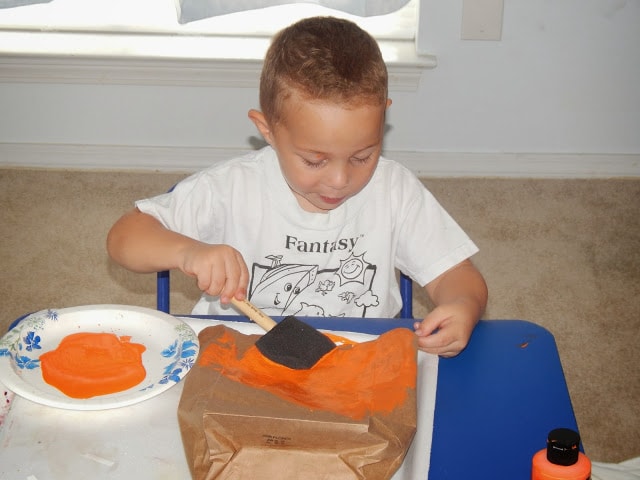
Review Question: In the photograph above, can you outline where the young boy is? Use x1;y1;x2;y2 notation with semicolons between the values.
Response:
107;16;487;357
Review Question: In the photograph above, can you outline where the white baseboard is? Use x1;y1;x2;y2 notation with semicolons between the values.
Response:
392;151;640;178
1;143;639;178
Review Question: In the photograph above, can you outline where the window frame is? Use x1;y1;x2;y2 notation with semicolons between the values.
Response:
0;0;436;91
0;0;418;39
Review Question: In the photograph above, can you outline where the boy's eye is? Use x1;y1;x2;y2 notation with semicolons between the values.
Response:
299;153;372;167
351;155;371;164
301;157;325;168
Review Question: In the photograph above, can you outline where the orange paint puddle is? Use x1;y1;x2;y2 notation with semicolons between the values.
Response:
40;332;146;399
199;328;417;419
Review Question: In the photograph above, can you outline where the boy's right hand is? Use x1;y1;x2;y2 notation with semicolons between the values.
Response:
107;209;249;303
179;243;250;304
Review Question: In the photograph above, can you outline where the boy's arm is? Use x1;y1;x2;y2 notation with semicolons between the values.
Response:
413;259;488;357
107;208;195;273
107;208;249;302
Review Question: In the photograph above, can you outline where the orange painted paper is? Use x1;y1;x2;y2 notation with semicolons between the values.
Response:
199;328;417;419
40;332;146;399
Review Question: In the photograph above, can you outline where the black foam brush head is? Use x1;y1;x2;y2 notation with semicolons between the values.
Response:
255;316;336;370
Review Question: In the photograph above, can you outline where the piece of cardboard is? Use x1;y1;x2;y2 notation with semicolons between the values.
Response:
178;325;417;480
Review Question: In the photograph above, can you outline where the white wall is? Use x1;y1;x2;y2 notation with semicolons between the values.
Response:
412;0;640;154
0;0;638;177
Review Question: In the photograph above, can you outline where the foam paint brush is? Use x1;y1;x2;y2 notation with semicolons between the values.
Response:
230;298;336;369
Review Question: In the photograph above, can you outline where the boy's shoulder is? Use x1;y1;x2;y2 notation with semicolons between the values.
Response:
201;146;276;176
374;156;423;187
377;155;409;173
171;147;278;196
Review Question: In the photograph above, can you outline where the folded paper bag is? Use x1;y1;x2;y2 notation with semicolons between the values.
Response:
178;325;418;480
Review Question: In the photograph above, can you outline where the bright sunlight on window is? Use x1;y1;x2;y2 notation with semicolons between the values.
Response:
0;0;416;39
0;0;434;91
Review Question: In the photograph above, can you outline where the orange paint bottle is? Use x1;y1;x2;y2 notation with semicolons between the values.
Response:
531;428;591;480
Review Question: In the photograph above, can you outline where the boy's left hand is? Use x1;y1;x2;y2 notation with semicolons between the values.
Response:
413;301;478;357
412;259;487;357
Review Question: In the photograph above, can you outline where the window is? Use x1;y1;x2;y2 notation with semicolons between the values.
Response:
0;0;435;90
1;0;416;50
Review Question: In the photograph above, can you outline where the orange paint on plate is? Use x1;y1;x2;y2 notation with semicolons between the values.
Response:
199;328;417;419
40;332;146;399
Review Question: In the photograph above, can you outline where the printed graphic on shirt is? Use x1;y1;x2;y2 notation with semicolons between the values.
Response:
248;253;379;318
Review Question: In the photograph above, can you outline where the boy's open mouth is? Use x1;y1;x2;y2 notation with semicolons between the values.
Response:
320;195;345;205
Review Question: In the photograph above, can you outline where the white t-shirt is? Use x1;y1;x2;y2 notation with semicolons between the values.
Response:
136;147;478;317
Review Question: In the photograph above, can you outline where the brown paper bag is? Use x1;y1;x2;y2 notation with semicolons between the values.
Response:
178;325;417;480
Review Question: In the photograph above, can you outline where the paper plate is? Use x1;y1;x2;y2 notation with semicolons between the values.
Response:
0;305;199;410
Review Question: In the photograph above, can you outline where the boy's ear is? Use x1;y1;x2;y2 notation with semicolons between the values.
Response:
248;109;273;144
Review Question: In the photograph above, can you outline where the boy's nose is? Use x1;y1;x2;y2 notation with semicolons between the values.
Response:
326;162;350;189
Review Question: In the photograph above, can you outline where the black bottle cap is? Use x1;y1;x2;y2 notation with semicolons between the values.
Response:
546;428;580;466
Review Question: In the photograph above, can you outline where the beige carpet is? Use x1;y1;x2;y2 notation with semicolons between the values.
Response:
1;168;638;463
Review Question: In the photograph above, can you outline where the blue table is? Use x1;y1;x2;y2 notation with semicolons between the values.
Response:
7;315;579;479
429;319;579;478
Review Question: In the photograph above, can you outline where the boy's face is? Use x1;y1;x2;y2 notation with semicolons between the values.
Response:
250;93;390;213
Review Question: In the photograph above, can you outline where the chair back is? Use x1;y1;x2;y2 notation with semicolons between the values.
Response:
156;270;413;318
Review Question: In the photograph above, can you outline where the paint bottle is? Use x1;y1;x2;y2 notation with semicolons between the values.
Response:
531;428;591;480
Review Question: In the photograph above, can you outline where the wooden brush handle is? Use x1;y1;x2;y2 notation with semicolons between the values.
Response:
230;298;277;332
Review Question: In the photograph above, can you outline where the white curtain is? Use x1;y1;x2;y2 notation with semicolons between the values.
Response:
0;0;51;8
175;0;411;24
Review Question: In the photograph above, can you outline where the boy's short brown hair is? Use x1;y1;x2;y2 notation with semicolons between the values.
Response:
259;16;388;124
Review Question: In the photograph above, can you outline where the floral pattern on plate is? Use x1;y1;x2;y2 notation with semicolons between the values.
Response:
0;305;200;410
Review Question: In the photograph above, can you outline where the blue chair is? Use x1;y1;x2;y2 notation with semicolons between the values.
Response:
399;272;413;318
157;269;414;318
